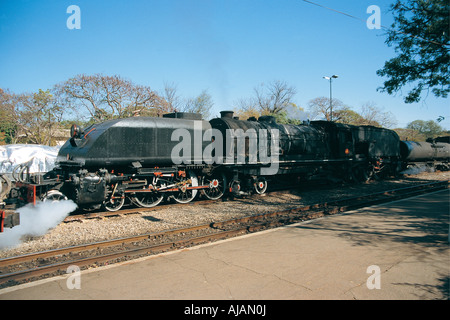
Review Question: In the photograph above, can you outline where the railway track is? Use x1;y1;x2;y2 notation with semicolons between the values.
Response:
0;180;448;289
61;180;322;223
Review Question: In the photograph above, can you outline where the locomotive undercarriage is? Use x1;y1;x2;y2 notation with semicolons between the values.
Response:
3;155;401;214
346;152;401;183
36;165;229;212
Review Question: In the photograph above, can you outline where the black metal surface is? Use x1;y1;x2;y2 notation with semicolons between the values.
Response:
210;114;329;162
400;140;450;162
58;116;212;168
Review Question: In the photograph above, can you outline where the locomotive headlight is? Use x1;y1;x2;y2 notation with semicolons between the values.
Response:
70;124;81;138
69;124;82;147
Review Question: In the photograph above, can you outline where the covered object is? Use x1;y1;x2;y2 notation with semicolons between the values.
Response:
0;144;60;178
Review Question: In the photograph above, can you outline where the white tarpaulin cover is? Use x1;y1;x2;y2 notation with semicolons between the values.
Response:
0;144;60;175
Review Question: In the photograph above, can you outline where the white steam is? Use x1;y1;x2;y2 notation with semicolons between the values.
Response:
0;200;77;249
401;164;435;175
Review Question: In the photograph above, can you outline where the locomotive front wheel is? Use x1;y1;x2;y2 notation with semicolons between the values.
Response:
103;195;125;212
42;190;68;202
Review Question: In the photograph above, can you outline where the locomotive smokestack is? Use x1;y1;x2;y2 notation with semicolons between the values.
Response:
220;111;234;118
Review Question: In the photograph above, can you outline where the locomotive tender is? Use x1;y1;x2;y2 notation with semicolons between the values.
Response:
400;136;450;171
1;110;449;217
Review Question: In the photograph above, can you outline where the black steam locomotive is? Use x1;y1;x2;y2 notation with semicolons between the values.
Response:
1;111;449;214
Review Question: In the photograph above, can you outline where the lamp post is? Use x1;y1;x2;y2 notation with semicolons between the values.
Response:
323;75;338;121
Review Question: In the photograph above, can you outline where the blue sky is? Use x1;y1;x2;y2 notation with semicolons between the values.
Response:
0;0;448;129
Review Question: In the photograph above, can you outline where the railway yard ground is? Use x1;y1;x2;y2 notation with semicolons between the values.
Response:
0;170;449;301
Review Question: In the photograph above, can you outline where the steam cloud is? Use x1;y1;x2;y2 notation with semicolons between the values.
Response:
0;200;77;249
400;164;435;175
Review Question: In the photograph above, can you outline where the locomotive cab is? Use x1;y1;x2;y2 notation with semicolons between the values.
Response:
310;121;354;159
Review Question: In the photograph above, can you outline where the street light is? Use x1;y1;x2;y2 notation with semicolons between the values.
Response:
323;75;338;121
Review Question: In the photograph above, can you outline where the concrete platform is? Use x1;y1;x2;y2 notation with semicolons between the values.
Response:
0;189;448;300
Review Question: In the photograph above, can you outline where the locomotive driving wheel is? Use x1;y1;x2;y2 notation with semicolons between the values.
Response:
130;178;164;208
253;177;268;194
352;163;373;183
132;191;164;208
202;172;226;200
172;170;198;204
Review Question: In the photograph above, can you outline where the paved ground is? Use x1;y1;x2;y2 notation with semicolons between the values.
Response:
0;189;448;300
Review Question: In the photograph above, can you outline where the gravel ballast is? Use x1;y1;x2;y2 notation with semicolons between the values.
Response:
0;171;448;259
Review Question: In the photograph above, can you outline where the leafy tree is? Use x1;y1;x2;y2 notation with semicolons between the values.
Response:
335;107;365;125
15;89;65;145
0;89;17;144
0;89;67;145
377;0;450;103
406;119;445;138
393;128;426;141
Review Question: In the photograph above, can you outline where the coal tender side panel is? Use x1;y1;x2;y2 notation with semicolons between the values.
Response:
140;125;158;165
154;118;186;166
106;125;143;166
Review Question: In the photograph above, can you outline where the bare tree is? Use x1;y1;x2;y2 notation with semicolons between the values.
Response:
161;83;213;119
232;80;300;124
232;97;260;120
308;96;347;121
162;82;181;112
54;74;168;122
359;102;397;128
309;98;397;128
254;80;297;115
182;90;213;119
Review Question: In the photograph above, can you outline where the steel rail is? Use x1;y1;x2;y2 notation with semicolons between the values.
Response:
0;180;447;288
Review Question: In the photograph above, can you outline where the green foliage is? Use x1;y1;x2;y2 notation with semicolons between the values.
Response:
406;119;445;138
393;128;426;141
377;0;450;103
0;90;16;144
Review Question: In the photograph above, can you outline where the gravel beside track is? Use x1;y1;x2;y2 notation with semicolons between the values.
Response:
1;171;448;259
